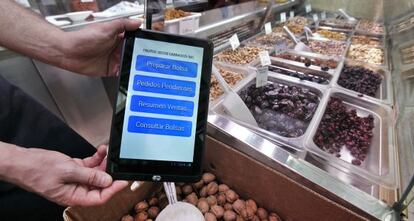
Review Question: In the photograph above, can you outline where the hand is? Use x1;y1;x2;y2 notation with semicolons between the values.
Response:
59;19;140;77
15;145;128;206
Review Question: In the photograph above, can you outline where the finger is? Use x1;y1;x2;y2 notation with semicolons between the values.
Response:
75;181;129;207
110;19;140;34
67;166;113;188
82;145;108;168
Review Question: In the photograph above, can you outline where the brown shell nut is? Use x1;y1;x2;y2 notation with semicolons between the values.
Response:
251;215;260;221
135;212;148;221
240;207;255;220
257;208;269;219
232;199;246;214
202;173;216;183
236;215;244;221
223;210;237;221
245;199;258;213
186;192;198;205
181;185;193;195
269;212;282;221
206;195;217;206
218;184;230;193
225;189;239;203
197;198;210;214
199;186;208;197
147;207;159;219
193;179;204;189
224;203;233;211
206;182;219;195
210;205;225;219
217;193;226;205
121;215;134;221
134;201;149;213
205;212;217;221
148;197;158;206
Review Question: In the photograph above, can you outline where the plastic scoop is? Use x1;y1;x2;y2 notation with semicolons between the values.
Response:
303;26;314;41
338;9;356;22
283;26;312;52
156;182;204;221
212;65;258;127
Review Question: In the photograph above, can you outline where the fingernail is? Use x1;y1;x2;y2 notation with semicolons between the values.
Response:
100;173;113;187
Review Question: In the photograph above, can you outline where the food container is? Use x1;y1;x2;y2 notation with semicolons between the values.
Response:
164;12;202;35
214;45;263;67
355;19;385;36
70;0;99;12
311;27;352;41
332;61;393;105
244;32;294;51
305;89;396;188
351;35;384;47
347;44;386;66
318;18;357;30
272;16;311;36
211;72;327;150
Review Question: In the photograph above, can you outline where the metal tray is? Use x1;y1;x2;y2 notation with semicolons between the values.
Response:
213;42;267;67
243;32;295;51
304;88;396;188
210;72;328;150
355;19;385;37
303;37;350;59
317;18;357;30
350;35;386;48
346;42;388;68
310;26;353;42
332;60;393;105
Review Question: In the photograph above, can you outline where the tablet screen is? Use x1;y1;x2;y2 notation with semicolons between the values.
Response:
119;37;204;163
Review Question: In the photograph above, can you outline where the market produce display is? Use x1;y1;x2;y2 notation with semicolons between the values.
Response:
338;65;383;97
308;40;347;57
348;44;384;65
273;16;309;34
313;97;375;166
210;68;245;101
268;65;329;84
215;47;261;65
351;36;381;46
165;8;190;20
315;30;348;41
319;18;355;29
121;173;283;221
275;53;338;70
239;83;319;137
357;19;384;35
245;33;293;50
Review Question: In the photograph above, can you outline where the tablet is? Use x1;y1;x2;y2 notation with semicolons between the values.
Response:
107;29;213;182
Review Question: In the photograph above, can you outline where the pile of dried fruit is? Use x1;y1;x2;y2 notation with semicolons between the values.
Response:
348;44;384;65
314;98;375;165
351;36;381;46
210;69;244;101
308;40;347;57
315;30;347;41
165;8;189;20
357;19;384;35
239;83;319;137
121;173;283;221
268;66;329;84
275;53;338;70
215;47;261;65
338;65;382;97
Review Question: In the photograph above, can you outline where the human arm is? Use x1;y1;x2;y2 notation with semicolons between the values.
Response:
0;142;128;206
0;0;140;76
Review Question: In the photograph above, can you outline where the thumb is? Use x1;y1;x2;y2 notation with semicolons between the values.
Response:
67;166;113;188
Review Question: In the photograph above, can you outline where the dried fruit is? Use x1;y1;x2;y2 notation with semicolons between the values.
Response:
147;207;159;219
223;210;237;221
268;65;329;85
275;53;337;69
207;182;219;195
211;205;225;219
205;212;217;221
225;189;239;203
257;208;269;219
134;201;149;213
202;173;216;183
121;215;134;221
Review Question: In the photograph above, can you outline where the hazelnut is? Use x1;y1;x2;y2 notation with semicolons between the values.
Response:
135;211;148;221
121;215;134;221
181;185;193;195
186;192;198;205
206;195;217;206
257;208;268;219
197;198;210;214
134;201;149;213
217;193;226;205
210;205;225;219
148;197;158;206
218;184;230;193
199;186;208;197
240;207;255;220
224;203;233;211
246;199;257;213
223;210;237;221
225;189;239;203
232;199;246;214
269;213;282;221
193;179;204;189
202;173;216;183
206;182;219;195
147;207;159;219
205;212;217;221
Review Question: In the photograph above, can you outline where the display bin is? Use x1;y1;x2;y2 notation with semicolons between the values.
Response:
63;137;377;221
164;13;202;35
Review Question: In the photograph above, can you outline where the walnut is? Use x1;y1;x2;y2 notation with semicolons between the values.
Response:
223;210;237;221
202;173;216;183
225;189;239;203
206;195;217;206
218;184;230;193
205;212;217;221
269;212;282;221
186;192;198;205
240;207;255;220
197;198;210;214
245;199;257;213
210;205;225;219
147;207;159;219
135;212;148;221
181;185;193;195
257;208;268;219
148;197;158;206
206;182;219;195
232;199;246;214
199;186;208;197
121;215;133;221
217;193;226;205
193;179;204;189
224;203;233;211
134;201;149;213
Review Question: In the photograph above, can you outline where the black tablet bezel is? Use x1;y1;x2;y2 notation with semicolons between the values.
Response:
107;29;213;182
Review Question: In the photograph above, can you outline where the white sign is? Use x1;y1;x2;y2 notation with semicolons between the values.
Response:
274;42;288;55
256;67;269;88
259;51;271;66
280;12;287;22
313;13;319;22
265;22;272;35
229;34;240;50
179;18;194;35
305;4;312;13
321;11;327;20
290;11;295;18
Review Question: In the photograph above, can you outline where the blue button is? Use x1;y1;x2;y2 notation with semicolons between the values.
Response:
136;55;198;78
130;95;194;117
133;75;196;97
127;116;192;137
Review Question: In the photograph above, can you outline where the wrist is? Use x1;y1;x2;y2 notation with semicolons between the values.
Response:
0;142;28;184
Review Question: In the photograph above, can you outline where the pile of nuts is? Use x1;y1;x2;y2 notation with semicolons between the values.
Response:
338;65;382;97
357;20;384;35
120;173;283;221
215;47;261;65
245;33;292;50
308;40;347;57
314;97;375;166
275;53;338;70
273;16;309;34
165;8;190;20
348;44;384;65
319;18;355;29
210;68;244;101
352;36;381;47
315;30;347;41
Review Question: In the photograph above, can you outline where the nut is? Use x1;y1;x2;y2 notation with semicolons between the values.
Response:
218;184;230;193
186;192;198;205
232;199;246;214
147;207;159;219
240;207;255;220
135;212;148;221
197;198;210;214
206;182;219;195
181;185;193;195
236;215;244;221
134;201;149;213
206;195;217;206
202;173;216;183
251;215;260;221
245;199;258;213
223;210;237;221
269;212;282;221
199;186;208;197
257;208;268;219
148;197;158;206
225;189;239;203
224;203;233;211
193;179;204;189
217;193;226;205
205;212;217;221
210;205;225;219
175;186;182;196
121;215;134;221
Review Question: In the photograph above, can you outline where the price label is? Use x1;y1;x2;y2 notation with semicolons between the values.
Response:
280;12;287;22
305;4;312;13
274;42;288;55
256;66;269;88
179;19;194;34
321;11;327;20
290;11;295;18
265;22;272;35
313;13;319;22
259;51;271;66
229;34;240;50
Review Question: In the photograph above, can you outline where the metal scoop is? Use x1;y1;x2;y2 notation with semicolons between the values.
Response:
283;26;312;52
338;9;356;22
212;65;258;127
